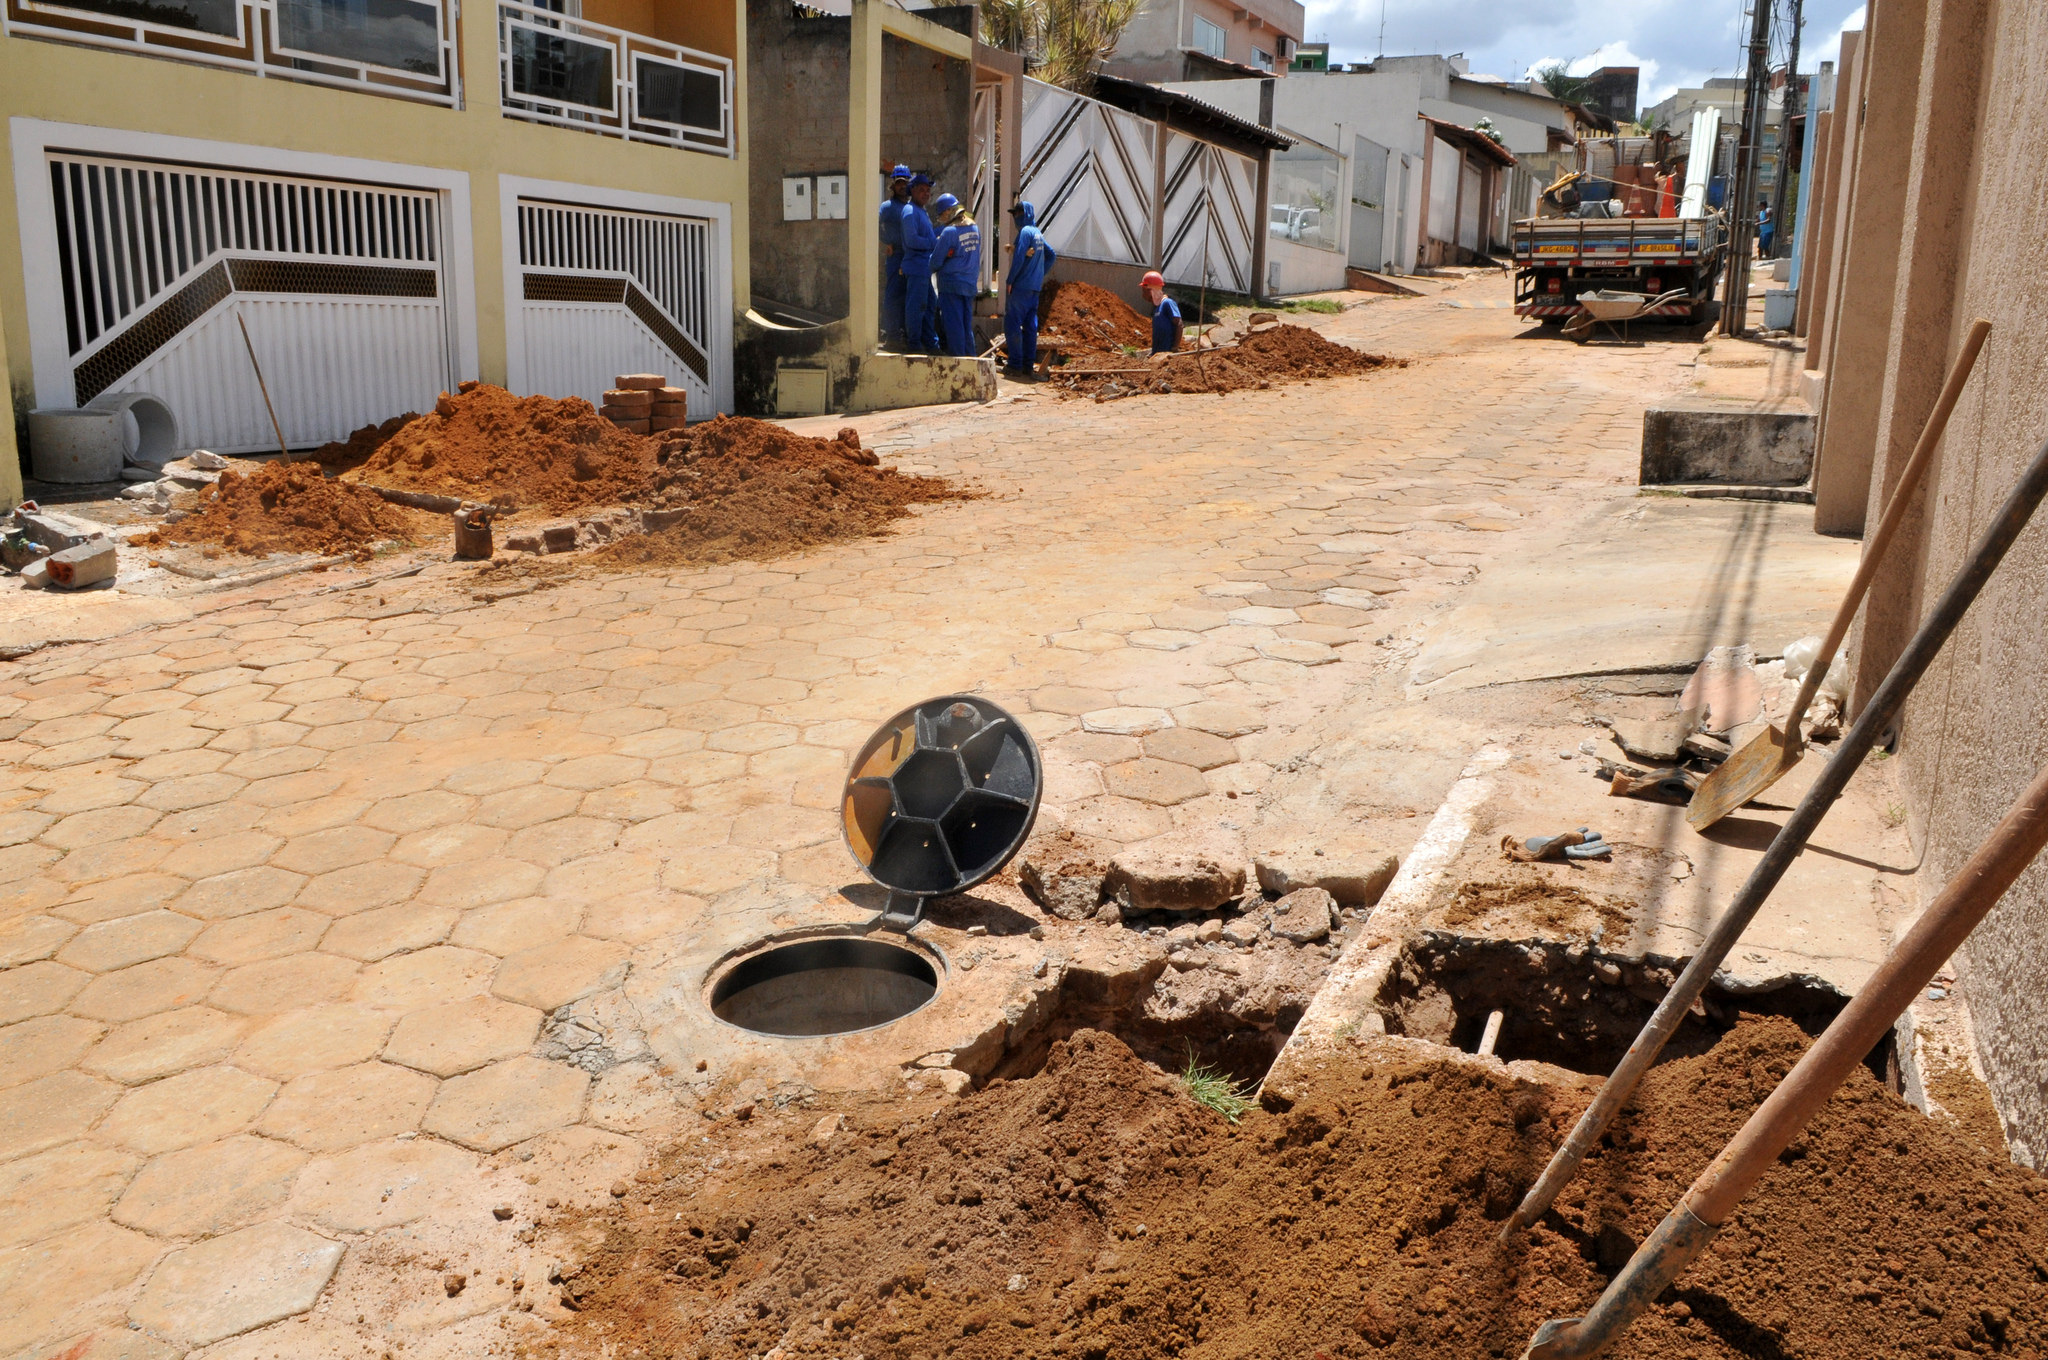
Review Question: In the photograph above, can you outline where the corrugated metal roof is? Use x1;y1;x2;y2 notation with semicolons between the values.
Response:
1089;73;1295;151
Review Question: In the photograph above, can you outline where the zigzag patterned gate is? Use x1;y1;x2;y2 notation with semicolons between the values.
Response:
1015;77;1154;267
1159;131;1258;293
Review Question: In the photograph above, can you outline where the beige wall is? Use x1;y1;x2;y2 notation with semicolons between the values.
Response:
1802;0;2048;1168
0;0;749;502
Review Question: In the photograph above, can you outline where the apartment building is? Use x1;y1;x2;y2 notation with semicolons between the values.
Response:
1103;0;1304;83
0;0;746;492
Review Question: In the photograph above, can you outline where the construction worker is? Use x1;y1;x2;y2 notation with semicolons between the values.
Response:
1141;270;1182;354
1003;200;1054;379
878;164;911;349
900;173;941;354
931;193;982;358
1756;200;1775;258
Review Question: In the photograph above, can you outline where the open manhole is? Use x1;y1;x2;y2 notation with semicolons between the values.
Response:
709;936;940;1037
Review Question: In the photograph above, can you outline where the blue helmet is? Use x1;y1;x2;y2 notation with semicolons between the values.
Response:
889;164;911;181
909;172;935;188
932;193;960;217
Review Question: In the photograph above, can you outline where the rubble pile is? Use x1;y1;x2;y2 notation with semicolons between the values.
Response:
339;382;658;515
144;460;416;559
1036;279;1156;355
543;1021;2048;1360
578;417;972;569
1056;323;1403;397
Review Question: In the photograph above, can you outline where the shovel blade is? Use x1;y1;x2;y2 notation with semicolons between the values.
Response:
1686;723;1801;831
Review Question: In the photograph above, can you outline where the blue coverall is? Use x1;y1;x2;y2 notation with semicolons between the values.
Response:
879;191;910;349
934;214;982;357
899;198;940;354
1004;201;1055;377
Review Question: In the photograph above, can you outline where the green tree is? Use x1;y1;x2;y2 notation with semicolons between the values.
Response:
1535;63;1592;105
980;0;1144;92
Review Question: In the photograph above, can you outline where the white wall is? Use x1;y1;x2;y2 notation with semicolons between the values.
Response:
1164;71;1433;275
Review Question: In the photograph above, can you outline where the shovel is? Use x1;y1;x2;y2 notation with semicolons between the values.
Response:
1687;318;1991;831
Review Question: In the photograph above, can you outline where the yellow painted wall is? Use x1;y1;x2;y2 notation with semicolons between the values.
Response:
0;0;750;504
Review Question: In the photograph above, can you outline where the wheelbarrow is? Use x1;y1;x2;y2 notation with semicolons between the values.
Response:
1561;288;1692;344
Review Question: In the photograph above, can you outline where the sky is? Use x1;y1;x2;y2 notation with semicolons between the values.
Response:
1302;0;1867;109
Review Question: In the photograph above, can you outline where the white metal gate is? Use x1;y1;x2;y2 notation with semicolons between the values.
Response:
1159;131;1257;292
970;83;999;294
1349;134;1390;272
515;197;715;416
45;152;454;453
1016;77;1155;267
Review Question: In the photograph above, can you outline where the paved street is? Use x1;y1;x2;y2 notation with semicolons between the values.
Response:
0;274;1766;1358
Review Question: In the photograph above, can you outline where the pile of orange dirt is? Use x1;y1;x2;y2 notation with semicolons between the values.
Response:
562;416;974;570
1037;279;1155;354
1054;322;1405;397
542;1019;2048;1360
145;460;416;560
309;412;418;471
340;382;657;514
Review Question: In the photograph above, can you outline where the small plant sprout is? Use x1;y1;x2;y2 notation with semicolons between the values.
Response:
1178;1047;1254;1124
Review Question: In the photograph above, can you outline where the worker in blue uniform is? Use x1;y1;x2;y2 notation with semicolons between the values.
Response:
899;173;941;354
931;193;982;357
878;165;911;349
1003;200;1054;379
1141;270;1182;353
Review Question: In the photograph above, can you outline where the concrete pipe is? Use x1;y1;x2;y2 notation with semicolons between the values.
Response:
27;408;127;483
86;391;180;467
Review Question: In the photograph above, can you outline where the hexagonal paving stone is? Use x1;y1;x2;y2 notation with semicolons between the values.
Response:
99;1064;277;1154
288;1136;478;1233
383;996;542;1077
210;952;359;1016
0;1220;161;1357
84;1006;248;1085
0;914;76;967
1101;758;1211;806
56;911;205;974
1170;701;1268;738
389;823;507;869
320;903;458;961
474;785;583;831
0;1141;139;1249
233;1005;392;1080
1142;726;1240;771
160;831;282;880
113;1134;307;1237
423;1055;587;1152
0;1070;120;1162
449;897;580;956
174;866;307;921
0;960;90;1024
129;1221;344;1346
294;861;425;915
1254;638;1339;665
419;860;545;911
271;826;395;876
1079;707;1174;736
492;937;631;1011
68;957;219;1024
0;1014;105;1090
354;946;497;1011
257;1061;437;1152
189;907;330;965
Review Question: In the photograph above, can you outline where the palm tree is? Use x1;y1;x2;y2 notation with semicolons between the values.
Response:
980;0;1144;93
1535;63;1593;106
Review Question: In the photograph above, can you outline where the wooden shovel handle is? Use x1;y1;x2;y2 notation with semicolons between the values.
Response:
1786;317;1991;732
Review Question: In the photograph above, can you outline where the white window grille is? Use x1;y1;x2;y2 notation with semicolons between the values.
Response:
1;0;458;105
497;0;733;157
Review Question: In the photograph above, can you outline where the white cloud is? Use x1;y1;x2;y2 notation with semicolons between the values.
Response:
1808;4;1866;68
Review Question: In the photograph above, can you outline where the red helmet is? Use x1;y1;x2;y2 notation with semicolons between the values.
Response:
1141;270;1166;288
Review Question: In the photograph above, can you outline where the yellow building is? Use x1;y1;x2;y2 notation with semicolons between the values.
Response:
0;0;749;504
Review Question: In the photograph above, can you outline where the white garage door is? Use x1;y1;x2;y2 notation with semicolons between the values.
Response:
46;152;455;453
514;197;716;418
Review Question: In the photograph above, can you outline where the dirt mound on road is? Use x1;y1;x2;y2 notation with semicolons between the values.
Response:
540;1018;2048;1360
1056;322;1404;397
310;412;418;471
1039;279;1155;354
342;383;656;515
574;415;974;569
145;460;416;560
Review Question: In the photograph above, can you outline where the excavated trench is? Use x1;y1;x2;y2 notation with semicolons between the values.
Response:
1377;931;1895;1083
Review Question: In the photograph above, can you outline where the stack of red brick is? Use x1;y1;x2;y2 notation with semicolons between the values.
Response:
599;374;688;434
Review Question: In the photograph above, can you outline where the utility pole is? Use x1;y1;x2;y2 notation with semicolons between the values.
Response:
1720;0;1774;335
1768;0;1805;259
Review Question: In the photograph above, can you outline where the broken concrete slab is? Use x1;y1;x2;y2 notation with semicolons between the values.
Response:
1105;840;1245;917
1268;887;1335;943
1254;842;1399;908
1017;826;1113;921
1640;397;1814;486
1607;715;1692;763
0;592;195;660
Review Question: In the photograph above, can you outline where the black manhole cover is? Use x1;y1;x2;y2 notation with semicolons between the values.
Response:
709;937;939;1037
